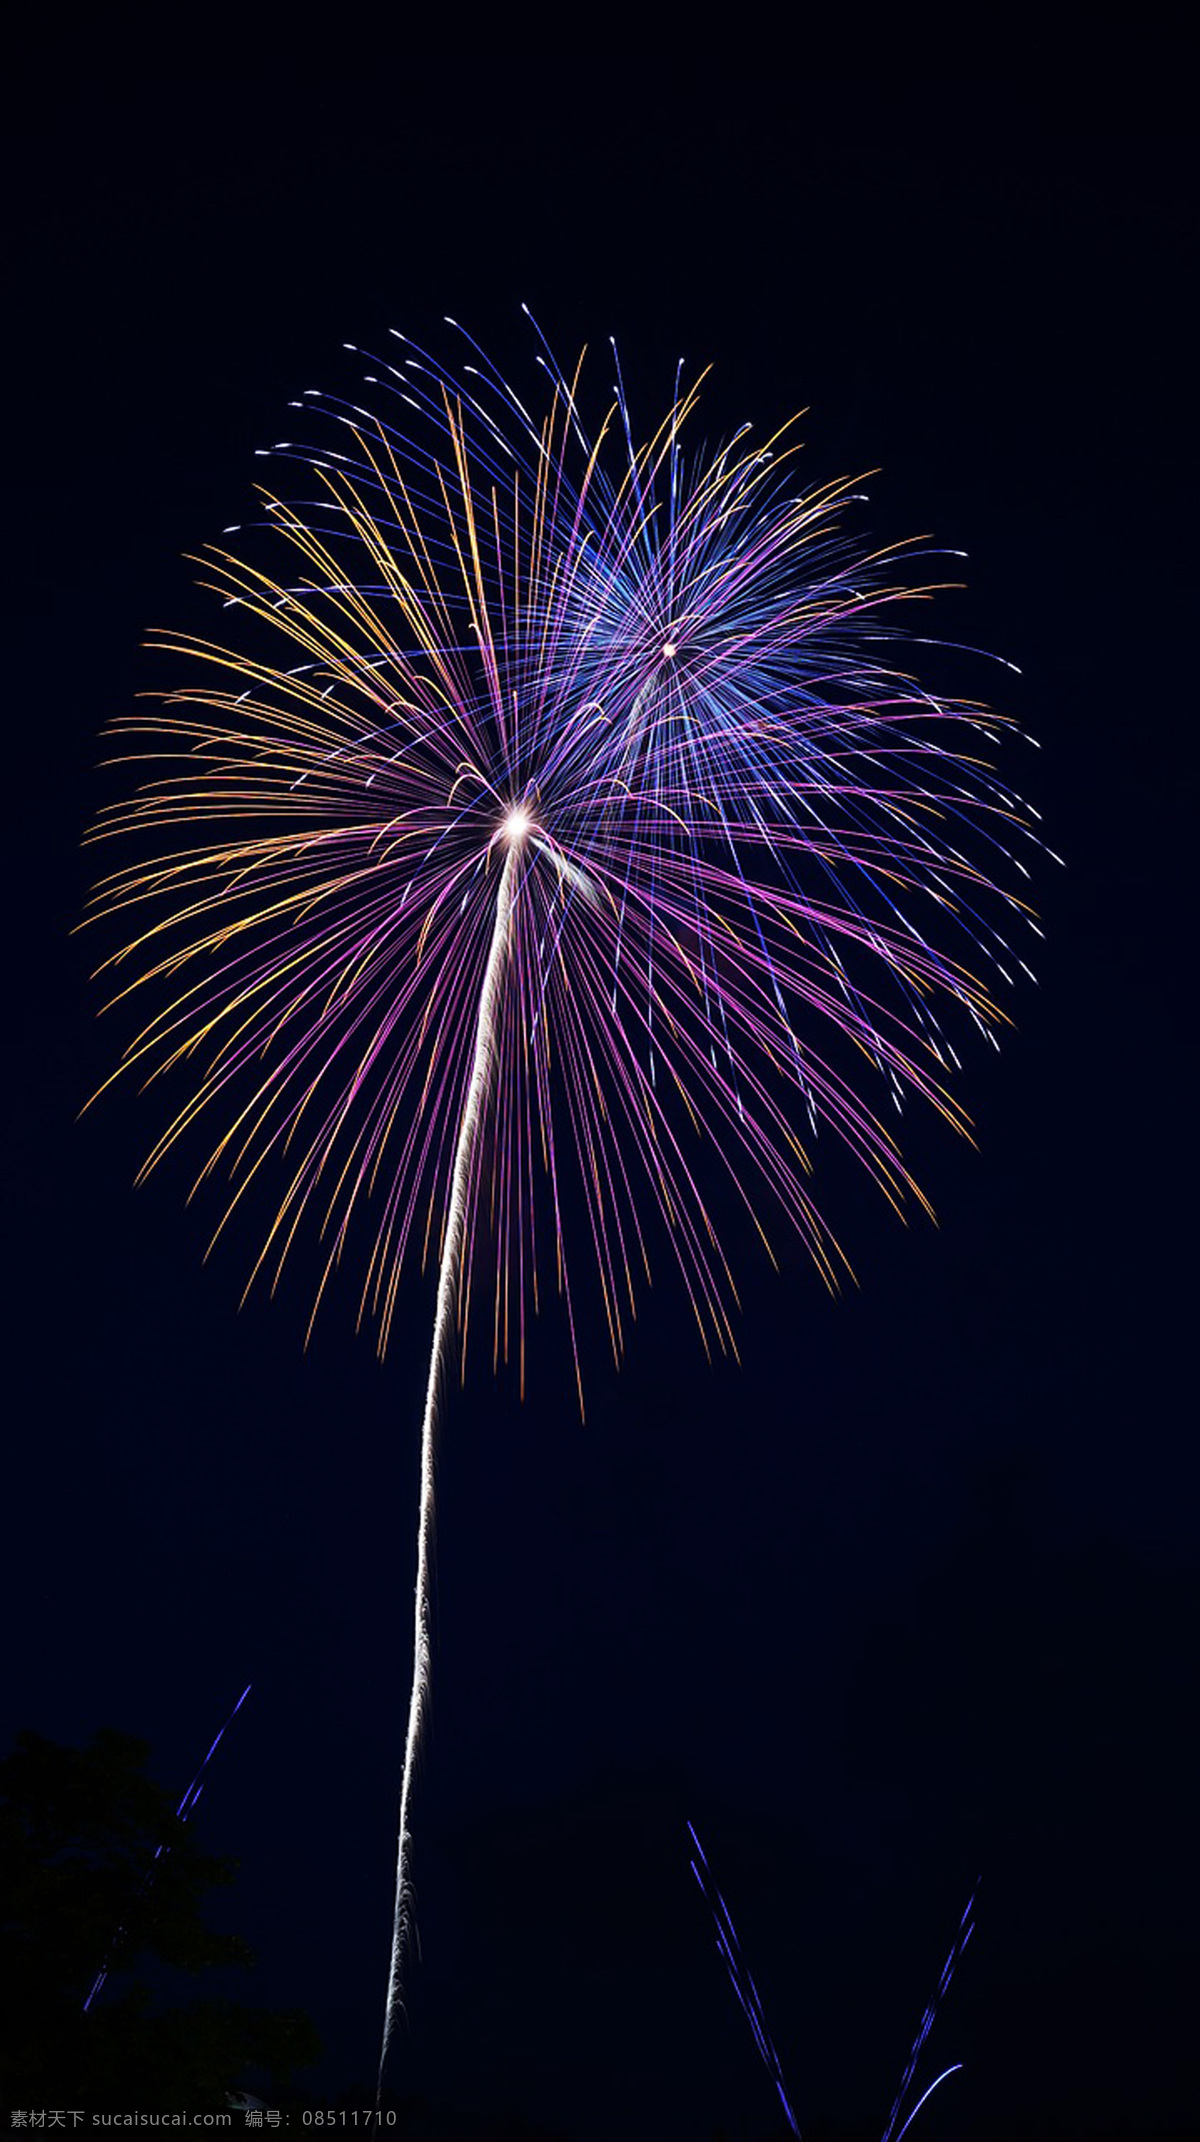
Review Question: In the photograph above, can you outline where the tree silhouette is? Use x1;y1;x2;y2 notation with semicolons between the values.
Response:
0;1725;319;2107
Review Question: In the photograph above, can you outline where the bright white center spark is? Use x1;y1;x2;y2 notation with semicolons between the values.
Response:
503;806;532;843
662;640;677;659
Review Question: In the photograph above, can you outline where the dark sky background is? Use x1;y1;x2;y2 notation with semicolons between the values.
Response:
5;21;1195;2139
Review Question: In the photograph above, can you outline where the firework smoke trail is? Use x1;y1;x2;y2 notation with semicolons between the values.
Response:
379;837;519;2083
83;1682;252;2013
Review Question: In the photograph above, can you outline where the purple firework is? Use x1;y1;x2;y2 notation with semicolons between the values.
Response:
85;315;1040;2077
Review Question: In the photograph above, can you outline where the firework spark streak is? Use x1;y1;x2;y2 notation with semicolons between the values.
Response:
688;1820;800;2134
880;1883;976;2142
85;314;1041;2078
83;1682;252;2014
689;1822;974;2139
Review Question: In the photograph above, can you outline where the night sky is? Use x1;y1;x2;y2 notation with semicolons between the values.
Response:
6;22;1196;2138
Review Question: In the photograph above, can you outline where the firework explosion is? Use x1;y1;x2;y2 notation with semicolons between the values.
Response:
85;314;1041;2079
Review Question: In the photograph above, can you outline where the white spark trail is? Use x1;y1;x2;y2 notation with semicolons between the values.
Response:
378;837;519;2090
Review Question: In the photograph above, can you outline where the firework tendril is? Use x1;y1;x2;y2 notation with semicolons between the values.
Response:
85;315;1042;2082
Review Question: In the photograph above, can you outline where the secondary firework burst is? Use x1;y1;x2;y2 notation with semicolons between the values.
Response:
84;313;1043;2082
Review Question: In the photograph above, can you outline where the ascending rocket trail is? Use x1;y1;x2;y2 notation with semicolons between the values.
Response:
379;832;520;2087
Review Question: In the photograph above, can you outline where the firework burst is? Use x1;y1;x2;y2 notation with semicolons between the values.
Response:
84;314;1042;2078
